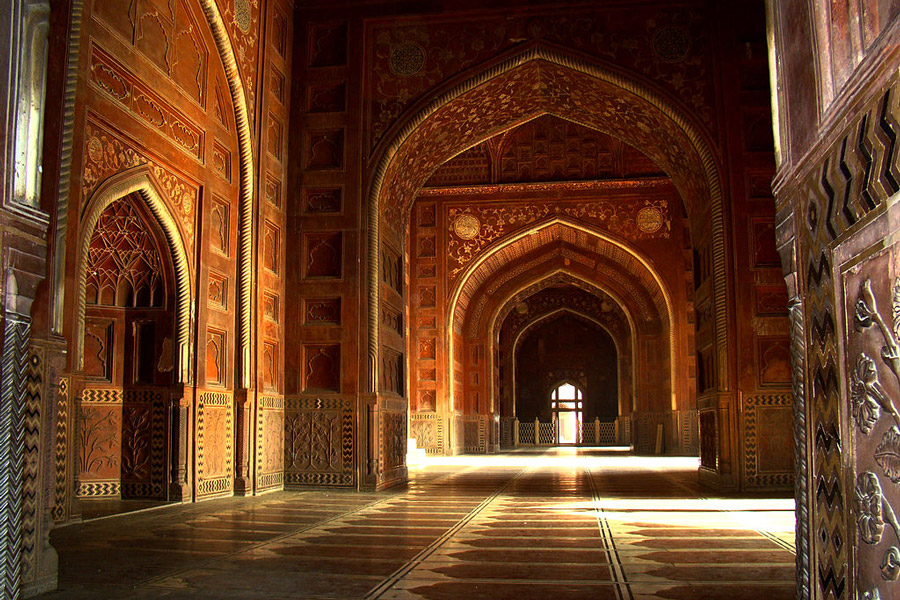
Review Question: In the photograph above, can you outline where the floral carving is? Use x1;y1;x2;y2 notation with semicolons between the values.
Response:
856;278;900;378
447;199;670;279
883;547;900;581
857;471;900;545
852;354;893;433
83;120;198;248
285;411;341;472
79;408;119;474
877;427;900;483
862;588;882;600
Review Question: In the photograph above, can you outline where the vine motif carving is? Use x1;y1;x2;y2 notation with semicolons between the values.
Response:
82;120;198;248
853;276;900;596
285;411;341;472
447;199;670;278
79;408;119;474
121;406;152;479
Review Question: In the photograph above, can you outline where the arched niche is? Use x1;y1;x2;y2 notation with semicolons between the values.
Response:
75;167;193;384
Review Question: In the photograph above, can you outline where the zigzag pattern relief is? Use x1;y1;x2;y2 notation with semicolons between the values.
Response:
52;377;68;522
22;351;42;582
0;318;30;598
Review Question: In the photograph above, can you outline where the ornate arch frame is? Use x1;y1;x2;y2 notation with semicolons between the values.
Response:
74;167;193;384
367;44;729;397
54;0;255;386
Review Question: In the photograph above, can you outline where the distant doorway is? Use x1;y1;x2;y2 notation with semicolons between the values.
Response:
551;383;583;445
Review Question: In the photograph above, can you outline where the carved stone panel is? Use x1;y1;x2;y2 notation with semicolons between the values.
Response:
305;130;344;170
77;388;123;498
207;271;228;310
381;245;402;295
302;187;342;214
120;389;167;499
303;298;341;325
756;336;791;387
381;348;404;395
256;396;284;491
263;221;280;275
841;231;900;596
263;292;279;323
307;82;346;113
210;196;230;256
284;397;353;487
308;22;347;67
410;412;444;454
84;319;113;381
262;341;278;392
206;329;226;387
742;395;793;488
196;391;233;498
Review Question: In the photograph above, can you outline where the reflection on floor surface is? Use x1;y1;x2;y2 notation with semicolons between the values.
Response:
40;448;796;599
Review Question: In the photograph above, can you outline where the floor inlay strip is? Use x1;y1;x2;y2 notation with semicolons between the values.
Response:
363;467;528;599
587;464;634;600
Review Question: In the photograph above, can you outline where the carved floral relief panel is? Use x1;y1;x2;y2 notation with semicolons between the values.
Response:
842;225;900;597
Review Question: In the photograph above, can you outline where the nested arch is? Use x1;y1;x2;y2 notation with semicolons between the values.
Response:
489;272;639;415
451;216;676;412
75;167;193;383
368;44;729;393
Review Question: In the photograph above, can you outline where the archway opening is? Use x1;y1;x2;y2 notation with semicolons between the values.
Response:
551;383;583;445
512;311;619;447
77;194;176;516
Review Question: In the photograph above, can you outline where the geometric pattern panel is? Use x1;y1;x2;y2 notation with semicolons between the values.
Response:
463;414;487;453
742;394;793;489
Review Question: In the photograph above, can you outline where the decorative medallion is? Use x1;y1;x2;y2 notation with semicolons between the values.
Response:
636;206;664;234
87;137;104;164
453;214;481;240
234;0;252;33
651;26;691;63
389;43;426;77
514;302;529;315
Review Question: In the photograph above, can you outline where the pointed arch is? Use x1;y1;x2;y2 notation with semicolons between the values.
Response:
75;166;193;383
511;307;631;417
196;0;255;388
367;43;730;394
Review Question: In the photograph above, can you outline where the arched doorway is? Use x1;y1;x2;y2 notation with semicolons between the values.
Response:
513;312;619;446
79;195;174;502
370;45;719;487
550;383;583;445
72;168;194;508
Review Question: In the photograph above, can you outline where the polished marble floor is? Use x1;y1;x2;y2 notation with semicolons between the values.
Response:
40;448;796;599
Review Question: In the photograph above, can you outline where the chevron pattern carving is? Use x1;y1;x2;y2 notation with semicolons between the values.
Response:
22;351;42;583
0;315;31;598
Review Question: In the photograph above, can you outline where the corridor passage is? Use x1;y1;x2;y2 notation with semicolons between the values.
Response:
42;449;795;600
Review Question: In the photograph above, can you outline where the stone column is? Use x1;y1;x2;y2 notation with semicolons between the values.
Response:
232;388;254;495
168;384;190;501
